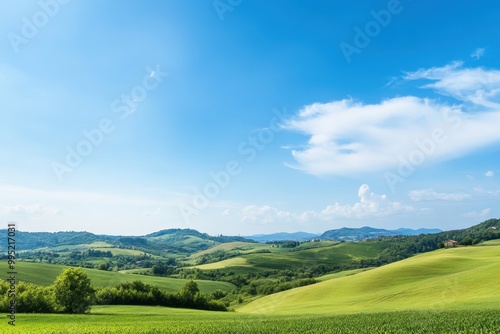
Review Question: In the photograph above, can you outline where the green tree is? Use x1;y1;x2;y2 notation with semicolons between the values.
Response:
54;268;95;313
180;280;199;300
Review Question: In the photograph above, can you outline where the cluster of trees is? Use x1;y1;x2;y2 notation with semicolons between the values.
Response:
0;268;227;314
266;241;301;248
69;249;113;260
0;268;94;313
96;280;226;311
178;266;320;298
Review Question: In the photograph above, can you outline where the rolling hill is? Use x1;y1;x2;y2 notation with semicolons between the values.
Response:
188;239;390;273
7;261;235;294
238;241;500;314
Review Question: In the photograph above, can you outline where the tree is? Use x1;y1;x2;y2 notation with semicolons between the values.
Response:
180;280;199;299
53;268;95;313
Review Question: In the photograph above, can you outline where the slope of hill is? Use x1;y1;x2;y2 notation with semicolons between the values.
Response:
187;239;390;273
238;243;500;314
0;228;253;255
8;261;235;294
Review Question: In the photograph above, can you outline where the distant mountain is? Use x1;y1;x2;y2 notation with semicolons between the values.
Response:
394;228;443;236
146;228;253;243
246;232;320;242
320;226;442;241
3;227;442;251
4;228;254;252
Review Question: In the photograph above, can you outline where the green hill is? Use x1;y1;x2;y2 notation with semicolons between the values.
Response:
8;261;235;294
188;239;389;273
239;243;500;314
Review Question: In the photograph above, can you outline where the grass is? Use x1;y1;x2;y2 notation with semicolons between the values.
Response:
188;242;255;258
189;240;389;272
7;261;235;294
316;268;373;282
192;257;250;270
6;306;500;333
242;240;389;270
239;244;500;314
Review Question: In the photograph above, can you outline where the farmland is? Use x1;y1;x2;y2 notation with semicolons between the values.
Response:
6;306;500;333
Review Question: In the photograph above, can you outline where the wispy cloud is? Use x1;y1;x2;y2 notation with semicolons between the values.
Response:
404;61;500;108
464;208;491;218
283;62;500;176
470;48;485;60
239;184;413;224
0;204;61;216
408;189;470;201
485;170;495;177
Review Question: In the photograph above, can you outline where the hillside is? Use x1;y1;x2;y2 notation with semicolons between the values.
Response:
1;228;253;255
238;242;500;314
188;239;390;272
8;261;235;294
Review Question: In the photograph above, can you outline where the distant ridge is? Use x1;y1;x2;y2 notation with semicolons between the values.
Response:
4;226;442;250
320;226;442;241
246;232;320;242
245;227;442;242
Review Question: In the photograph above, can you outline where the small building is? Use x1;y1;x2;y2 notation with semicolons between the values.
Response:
444;240;458;248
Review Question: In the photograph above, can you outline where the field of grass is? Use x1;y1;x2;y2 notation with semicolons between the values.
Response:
242;240;388;270
23;242;161;258
240;244;500;314
316;268;372;282
7;261;235;294
188;242;254;258
193;257;250;270
6;305;499;333
25;242;115;253
189;240;389;272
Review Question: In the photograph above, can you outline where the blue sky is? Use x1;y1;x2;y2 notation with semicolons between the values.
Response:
1;0;499;236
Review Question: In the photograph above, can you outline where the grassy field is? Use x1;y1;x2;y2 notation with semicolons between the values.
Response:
188;242;255;258
188;240;389;272
6;305;499;333
239;244;500;314
7;261;235;294
316;268;372;282
193;257;251;270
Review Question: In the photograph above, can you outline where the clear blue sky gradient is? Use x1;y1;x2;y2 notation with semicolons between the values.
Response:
0;0;499;235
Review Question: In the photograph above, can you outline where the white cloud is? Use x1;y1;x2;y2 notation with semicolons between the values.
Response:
283;62;500;176
464;208;491;218
408;189;470;201
240;184;412;224
0;204;61;216
485;171;495;177
471;48;485;60
242;205;293;224
318;184;413;219
404;61;500;108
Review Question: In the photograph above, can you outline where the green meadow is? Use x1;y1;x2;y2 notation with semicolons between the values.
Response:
239;244;500;314
188;239;389;272
8;261;235;294
6;306;499;333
